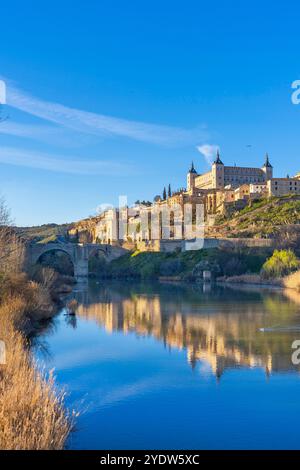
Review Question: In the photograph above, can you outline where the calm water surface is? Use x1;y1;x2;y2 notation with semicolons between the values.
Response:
34;281;300;449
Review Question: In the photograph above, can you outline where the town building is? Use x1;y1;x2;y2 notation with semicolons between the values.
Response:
69;152;300;248
267;177;300;197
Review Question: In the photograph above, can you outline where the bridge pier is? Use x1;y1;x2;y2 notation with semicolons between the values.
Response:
73;260;89;278
73;245;89;277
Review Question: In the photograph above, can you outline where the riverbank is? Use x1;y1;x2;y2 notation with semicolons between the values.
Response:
0;271;72;449
217;274;283;287
95;247;300;294
91;247;270;281
217;270;300;291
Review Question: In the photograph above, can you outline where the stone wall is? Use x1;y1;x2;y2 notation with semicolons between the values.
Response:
137;237;274;253
136;239;183;253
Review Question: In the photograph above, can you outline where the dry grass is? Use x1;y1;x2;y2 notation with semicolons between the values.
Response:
0;273;55;325
218;274;261;284
282;288;300;306
0;197;72;448
217;274;282;285
218;269;300;290
283;270;300;291
0;295;72;450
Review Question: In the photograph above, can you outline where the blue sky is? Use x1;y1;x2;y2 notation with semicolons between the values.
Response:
1;0;300;226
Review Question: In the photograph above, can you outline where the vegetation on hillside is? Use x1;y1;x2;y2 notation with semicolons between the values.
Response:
16;223;72;244
213;195;300;240
91;247;270;281
16;195;300;247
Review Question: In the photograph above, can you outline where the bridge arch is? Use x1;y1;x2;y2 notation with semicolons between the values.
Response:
26;242;127;278
88;246;109;258
35;247;75;277
87;247;109;277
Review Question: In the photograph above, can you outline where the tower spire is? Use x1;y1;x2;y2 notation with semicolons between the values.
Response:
214;150;223;165
263;153;272;168
189;161;197;174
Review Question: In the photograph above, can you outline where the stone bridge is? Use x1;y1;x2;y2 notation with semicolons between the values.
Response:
24;242;127;277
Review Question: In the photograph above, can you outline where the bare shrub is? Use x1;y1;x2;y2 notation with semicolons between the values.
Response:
0;272;54;322
0;198;73;449
272;226;300;252
30;266;58;291
0;198;24;275
0;297;72;449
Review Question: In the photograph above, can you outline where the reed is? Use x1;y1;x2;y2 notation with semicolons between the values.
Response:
0;293;72;450
283;270;300;291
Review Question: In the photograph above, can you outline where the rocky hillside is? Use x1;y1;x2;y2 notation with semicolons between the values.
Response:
16;195;300;247
209;195;300;242
16;223;73;244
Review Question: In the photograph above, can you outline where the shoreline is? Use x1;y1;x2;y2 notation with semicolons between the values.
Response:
0;272;73;450
216;275;283;289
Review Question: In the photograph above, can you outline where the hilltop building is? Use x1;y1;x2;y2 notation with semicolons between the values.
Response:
187;152;273;192
69;152;300;249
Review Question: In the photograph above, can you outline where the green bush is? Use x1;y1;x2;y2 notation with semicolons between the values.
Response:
261;249;300;279
159;259;183;276
88;255;108;278
140;262;160;279
102;247;269;281
223;257;247;276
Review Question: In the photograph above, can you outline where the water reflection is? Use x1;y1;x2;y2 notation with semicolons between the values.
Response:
71;281;300;379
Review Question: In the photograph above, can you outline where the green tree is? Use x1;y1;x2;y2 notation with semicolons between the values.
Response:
261;249;300;279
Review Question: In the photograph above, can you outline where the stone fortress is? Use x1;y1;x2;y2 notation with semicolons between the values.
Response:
187;151;273;192
68;152;300;249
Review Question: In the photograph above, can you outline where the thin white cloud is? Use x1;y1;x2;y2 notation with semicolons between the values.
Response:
0;120;59;139
6;82;208;146
0;120;98;147
196;144;219;165
0;147;135;176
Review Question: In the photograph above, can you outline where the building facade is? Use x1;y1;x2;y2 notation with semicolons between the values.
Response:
268;177;300;197
187;152;273;192
69;151;300;248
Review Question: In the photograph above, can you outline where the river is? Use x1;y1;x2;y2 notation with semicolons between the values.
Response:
33;280;300;449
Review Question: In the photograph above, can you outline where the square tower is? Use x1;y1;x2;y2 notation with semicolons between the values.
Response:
187;161;197;191
211;151;224;189
261;153;273;181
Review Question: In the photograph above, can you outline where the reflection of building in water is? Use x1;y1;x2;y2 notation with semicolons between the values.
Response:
75;288;300;379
